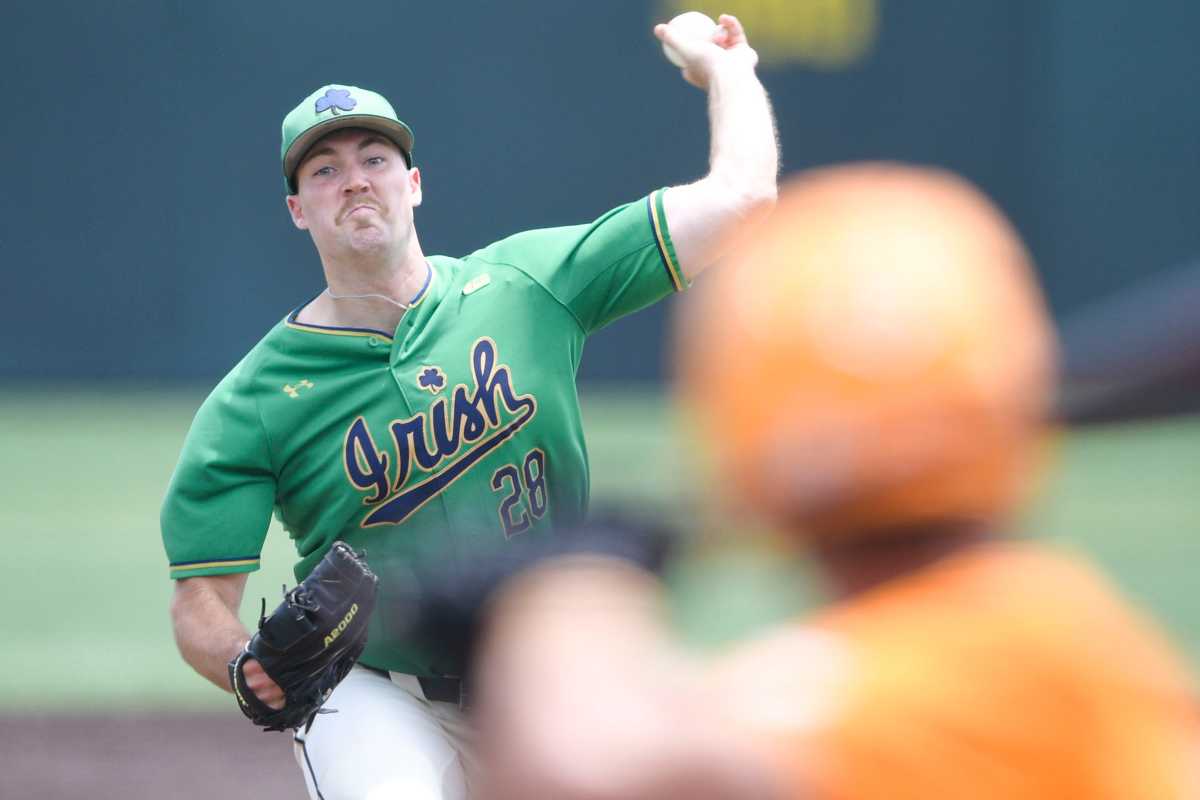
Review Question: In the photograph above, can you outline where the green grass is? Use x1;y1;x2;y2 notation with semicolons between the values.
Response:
1026;417;1200;656
1;388;1196;710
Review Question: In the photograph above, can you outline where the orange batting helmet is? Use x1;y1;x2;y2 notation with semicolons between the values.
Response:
676;164;1056;541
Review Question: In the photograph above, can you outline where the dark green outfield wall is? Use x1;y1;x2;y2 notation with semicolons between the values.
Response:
3;0;1198;381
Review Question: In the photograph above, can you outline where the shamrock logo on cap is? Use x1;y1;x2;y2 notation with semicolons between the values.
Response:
315;88;357;116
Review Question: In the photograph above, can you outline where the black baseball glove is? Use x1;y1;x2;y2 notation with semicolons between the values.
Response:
228;541;378;732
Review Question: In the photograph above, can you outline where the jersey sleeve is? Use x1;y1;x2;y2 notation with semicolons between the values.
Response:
468;189;686;333
160;364;277;580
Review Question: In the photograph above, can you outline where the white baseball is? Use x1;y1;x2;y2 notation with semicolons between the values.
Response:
661;11;719;68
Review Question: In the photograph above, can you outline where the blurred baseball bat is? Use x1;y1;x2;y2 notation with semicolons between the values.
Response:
1055;259;1200;425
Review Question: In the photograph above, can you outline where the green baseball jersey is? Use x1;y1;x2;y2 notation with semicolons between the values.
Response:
162;191;685;676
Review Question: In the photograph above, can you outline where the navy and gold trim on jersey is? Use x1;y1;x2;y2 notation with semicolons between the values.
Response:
648;189;687;292
285;313;395;339
283;261;436;338
168;555;261;578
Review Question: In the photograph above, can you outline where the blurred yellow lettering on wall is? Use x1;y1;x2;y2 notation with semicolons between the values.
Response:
659;0;878;68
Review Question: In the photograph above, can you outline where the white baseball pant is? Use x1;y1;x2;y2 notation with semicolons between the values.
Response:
293;665;471;800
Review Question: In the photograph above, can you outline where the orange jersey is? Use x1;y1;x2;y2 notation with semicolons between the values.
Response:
712;543;1199;799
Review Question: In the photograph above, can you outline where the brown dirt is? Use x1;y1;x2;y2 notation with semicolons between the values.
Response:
0;713;308;799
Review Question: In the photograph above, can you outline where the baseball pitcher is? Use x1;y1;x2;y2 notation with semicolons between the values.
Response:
161;13;777;800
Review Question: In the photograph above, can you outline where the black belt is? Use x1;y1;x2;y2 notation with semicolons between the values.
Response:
361;666;467;708
417;675;466;707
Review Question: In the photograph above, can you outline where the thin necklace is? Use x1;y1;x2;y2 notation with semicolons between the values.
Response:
324;260;432;309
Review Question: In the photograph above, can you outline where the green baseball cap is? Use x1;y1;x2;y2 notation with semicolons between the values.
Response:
281;84;415;194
